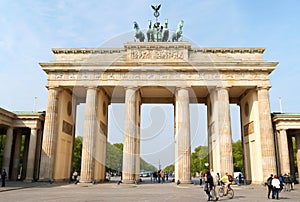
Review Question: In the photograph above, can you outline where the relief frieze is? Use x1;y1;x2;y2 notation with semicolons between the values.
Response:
50;71;269;82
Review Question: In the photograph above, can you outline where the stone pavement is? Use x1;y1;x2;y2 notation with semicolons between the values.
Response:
1;180;300;202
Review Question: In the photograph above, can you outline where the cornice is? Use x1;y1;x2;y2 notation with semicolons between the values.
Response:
191;48;265;54
52;48;124;54
51;47;266;55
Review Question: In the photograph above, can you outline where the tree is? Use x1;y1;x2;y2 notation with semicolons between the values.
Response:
232;140;243;172
191;145;208;175
164;164;174;173
72;136;82;172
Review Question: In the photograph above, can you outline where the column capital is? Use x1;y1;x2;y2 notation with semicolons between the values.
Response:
216;85;232;90
125;86;138;91
46;85;61;90
85;86;98;90
175;86;191;91
256;85;271;91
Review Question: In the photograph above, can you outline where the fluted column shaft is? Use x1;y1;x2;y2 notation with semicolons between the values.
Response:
295;136;300;183
39;87;59;180
2;127;13;175
80;87;97;183
277;130;290;174
11;132;22;180
257;87;277;179
25;128;38;181
175;87;191;184
122;87;137;183
217;87;233;176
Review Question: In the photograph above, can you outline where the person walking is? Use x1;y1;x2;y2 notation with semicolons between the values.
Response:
1;169;7;187
204;170;218;201
266;174;273;199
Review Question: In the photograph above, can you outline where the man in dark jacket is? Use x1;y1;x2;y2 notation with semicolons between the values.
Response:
1;169;7;187
266;174;274;199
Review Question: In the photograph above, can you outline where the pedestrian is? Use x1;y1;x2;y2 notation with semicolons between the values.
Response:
272;175;281;200
283;173;290;191
204;170;218;201
72;170;79;184
160;171;165;183
216;173;220;186
1;169;7;187
266;174;273;199
238;173;242;185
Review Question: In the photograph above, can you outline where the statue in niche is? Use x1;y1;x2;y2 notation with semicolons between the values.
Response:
172;20;184;42
133;21;145;42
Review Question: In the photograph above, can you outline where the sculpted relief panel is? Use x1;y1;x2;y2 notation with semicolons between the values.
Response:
129;49;185;60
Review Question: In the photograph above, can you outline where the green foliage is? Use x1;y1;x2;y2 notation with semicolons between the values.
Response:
191;145;208;175
232;140;243;172
106;142;123;172
72;139;156;173
140;158;157;172
106;142;156;172
72;136;82;172
163;164;174;173
293;137;298;172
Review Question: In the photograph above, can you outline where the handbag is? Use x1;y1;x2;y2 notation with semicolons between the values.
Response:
204;183;209;192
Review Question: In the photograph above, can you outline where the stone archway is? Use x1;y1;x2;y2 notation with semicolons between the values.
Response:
39;42;278;184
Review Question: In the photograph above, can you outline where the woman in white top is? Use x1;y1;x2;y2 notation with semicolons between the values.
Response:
271;175;281;199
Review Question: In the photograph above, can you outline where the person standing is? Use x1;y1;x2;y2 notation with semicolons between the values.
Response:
266;174;273;199
1;169;7;187
272;175;281;200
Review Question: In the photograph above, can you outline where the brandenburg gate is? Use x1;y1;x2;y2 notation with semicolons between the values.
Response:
37;6;279;184
38;38;279;184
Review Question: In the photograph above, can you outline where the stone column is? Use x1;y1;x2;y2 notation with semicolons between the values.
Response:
2;127;13;175
257;87;277;179
295;135;300;183
34;129;43;180
122;87;137;184
216;87;233;176
277;130;290;174
287;136;295;175
134;91;141;181
39;87;59;181
175;87;191;184
11;132;22;180
80;87;98;183
25;128;38;181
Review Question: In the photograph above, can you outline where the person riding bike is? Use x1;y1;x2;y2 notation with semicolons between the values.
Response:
219;172;233;195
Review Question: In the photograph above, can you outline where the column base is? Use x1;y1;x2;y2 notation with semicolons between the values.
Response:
79;179;96;184
122;179;137;184
179;180;192;184
176;179;192;184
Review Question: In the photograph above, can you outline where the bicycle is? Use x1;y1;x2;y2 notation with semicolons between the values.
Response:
218;181;234;199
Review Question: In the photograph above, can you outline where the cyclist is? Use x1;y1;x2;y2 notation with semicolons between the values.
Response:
219;172;232;195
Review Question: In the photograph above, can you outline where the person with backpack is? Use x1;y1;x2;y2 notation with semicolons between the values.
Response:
220;172;233;196
266;174;274;199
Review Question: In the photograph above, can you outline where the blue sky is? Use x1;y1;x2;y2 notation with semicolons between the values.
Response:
1;0;299;168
